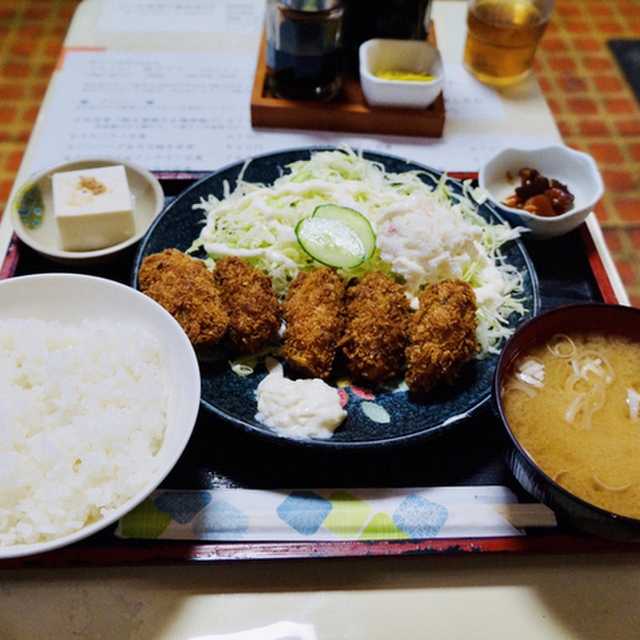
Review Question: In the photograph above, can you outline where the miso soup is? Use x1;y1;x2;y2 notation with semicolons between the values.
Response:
502;332;640;519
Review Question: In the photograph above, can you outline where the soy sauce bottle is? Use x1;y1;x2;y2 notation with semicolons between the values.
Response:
266;0;345;102
342;0;433;76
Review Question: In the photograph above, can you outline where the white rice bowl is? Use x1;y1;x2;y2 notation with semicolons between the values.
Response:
0;274;200;559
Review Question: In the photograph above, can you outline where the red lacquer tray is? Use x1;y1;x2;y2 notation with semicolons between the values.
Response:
0;172;632;569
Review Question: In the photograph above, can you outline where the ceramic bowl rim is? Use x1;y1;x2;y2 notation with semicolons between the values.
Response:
359;38;444;88
358;38;444;108
0;272;200;558
478;144;604;223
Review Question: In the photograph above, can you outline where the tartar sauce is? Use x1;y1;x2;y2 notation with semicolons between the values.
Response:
255;359;346;439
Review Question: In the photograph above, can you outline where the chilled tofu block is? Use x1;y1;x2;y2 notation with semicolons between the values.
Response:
52;165;135;251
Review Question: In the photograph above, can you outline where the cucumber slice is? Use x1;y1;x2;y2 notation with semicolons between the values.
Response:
296;216;367;269
312;204;376;261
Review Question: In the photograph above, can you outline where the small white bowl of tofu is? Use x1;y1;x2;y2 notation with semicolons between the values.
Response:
10;158;164;264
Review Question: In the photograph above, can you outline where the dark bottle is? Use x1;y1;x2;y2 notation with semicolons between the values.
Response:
266;0;345;102
342;0;433;75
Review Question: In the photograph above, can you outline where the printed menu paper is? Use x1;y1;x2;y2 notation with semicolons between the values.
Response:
30;50;554;175
96;0;266;34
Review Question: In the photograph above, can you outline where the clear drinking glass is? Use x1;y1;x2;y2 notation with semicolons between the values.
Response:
463;0;555;86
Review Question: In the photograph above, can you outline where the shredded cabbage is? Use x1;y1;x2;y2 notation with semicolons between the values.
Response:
192;146;527;357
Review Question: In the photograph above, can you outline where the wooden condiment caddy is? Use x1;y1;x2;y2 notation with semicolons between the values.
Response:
250;26;445;138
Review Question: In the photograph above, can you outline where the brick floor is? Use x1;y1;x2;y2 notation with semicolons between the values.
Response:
535;0;640;307
0;0;639;306
0;0;82;226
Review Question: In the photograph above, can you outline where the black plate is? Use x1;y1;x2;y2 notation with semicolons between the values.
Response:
132;147;540;449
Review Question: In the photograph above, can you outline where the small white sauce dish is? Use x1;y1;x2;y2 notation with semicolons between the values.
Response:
478;145;604;240
10;157;164;264
359;38;444;109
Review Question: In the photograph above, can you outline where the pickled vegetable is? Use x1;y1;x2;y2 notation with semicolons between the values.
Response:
504;168;574;217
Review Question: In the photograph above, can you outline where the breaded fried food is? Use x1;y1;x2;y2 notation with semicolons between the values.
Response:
339;271;409;384
138;248;228;349
281;266;346;379
405;279;478;394
214;256;281;354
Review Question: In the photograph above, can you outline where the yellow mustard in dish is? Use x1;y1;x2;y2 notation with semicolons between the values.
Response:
374;70;435;82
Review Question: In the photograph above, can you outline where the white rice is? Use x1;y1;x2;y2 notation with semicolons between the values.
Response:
0;317;169;547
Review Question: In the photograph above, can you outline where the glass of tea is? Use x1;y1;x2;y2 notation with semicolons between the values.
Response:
463;0;555;86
